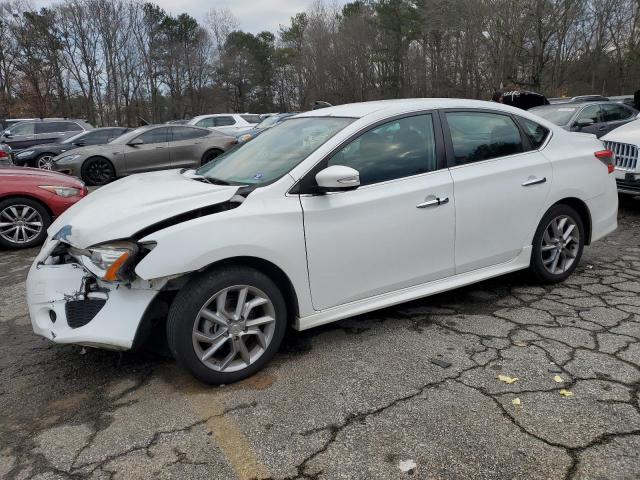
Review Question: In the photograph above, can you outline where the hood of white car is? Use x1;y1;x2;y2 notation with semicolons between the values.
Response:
48;169;239;248
602;119;640;145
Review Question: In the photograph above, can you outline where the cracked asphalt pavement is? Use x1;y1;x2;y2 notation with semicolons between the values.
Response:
2;198;640;480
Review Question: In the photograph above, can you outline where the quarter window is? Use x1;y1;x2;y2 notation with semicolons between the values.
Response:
328;114;438;186
518;117;549;149
196;118;215;128
445;112;524;165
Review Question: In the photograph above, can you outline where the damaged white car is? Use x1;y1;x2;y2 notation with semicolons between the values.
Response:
27;99;618;384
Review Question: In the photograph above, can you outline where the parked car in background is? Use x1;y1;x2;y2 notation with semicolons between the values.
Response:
0;119;93;151
602;120;640;195
0;144;13;166
548;95;610;104
0;166;87;248
530;101;638;137
26;98;618;384
165;119;190;125
13;127;130;170
236;113;297;144
52;124;236;185
188;113;261;135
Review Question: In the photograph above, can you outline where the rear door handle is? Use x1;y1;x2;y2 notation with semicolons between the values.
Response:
522;177;546;187
417;196;449;208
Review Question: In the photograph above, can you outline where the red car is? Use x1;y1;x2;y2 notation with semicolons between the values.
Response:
0;166;88;249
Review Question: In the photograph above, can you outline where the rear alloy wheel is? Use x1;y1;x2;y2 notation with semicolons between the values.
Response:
36;154;55;170
0;197;50;249
201;149;223;166
82;157;115;186
167;267;287;384
530;204;584;283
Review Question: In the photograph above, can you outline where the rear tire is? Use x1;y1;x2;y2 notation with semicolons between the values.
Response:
530;204;585;284
167;266;287;385
0;197;51;249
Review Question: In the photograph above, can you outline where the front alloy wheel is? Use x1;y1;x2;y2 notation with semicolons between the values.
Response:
36;154;55;170
168;266;287;384
0;198;50;248
192;285;276;372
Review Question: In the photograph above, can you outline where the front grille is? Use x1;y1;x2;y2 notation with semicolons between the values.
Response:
65;299;106;329
604;141;638;171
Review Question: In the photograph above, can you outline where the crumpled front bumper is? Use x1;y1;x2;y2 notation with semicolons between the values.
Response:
27;240;161;350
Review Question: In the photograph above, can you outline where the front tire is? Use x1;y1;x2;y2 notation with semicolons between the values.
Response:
81;157;115;186
530;204;585;284
0;197;51;249
201;149;223;166
167;266;287;384
36;153;56;170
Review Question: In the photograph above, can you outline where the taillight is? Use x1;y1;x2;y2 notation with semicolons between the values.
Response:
595;149;615;174
0;150;8;158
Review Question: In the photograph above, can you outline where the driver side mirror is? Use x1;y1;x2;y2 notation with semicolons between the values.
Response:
128;138;143;146
574;118;594;130
315;165;360;193
73;140;86;147
3;130;11;138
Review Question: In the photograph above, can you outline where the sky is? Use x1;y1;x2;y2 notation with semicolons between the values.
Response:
35;0;347;33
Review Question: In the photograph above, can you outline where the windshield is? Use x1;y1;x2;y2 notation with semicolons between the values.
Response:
530;106;577;125
61;131;88;144
197;117;354;185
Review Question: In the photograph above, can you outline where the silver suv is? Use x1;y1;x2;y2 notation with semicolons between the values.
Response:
0;118;93;151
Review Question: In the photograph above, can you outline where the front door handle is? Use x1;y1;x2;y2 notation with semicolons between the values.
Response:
522;177;546;187
417;196;449;208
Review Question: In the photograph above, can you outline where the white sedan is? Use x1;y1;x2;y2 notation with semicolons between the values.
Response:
26;99;618;384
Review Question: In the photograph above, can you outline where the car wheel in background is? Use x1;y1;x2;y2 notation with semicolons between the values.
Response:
0;197;51;249
36;153;56;170
81;157;115;186
167;266;287;384
201;149;223;166
530;204;585;284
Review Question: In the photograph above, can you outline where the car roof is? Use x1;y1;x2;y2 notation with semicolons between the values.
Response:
294;98;540;119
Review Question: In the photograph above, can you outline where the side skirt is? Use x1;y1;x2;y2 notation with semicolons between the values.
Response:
294;246;532;331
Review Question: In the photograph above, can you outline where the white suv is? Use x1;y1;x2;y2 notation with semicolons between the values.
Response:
26;99;618;384
188;113;261;135
602;119;640;195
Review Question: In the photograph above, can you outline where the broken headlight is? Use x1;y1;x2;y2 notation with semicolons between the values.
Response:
85;241;139;282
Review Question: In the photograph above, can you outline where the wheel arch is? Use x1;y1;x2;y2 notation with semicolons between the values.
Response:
195;256;300;321
551;197;592;245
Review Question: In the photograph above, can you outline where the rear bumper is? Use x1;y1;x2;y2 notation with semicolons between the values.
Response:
615;171;640;195
586;180;618;243
27;241;160;350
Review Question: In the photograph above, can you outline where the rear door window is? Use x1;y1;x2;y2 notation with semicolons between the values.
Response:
576;105;602;124
601;103;635;122
195;117;215;128
170;126;210;141
445;112;525;165
36;122;69;134
138;127;168;144
214;116;236;126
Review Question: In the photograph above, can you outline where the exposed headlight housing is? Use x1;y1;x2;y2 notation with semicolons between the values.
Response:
84;241;139;282
56;154;80;164
38;185;83;198
16;150;34;158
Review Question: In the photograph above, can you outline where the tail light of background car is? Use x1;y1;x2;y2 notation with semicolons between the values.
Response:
594;150;615;174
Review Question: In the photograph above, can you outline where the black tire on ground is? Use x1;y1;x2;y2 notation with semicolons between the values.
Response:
167;266;287;385
0;197;51;249
530;203;585;284
201;149;223;166
81;157;115;186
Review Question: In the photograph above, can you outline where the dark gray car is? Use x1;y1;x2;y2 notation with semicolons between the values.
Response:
0;119;93;151
52;124;236;185
530;101;639;137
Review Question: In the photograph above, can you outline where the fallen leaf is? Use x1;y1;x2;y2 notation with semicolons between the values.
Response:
398;459;417;473
497;375;519;384
513;341;528;347
559;389;574;397
553;375;564;383
512;398;521;406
